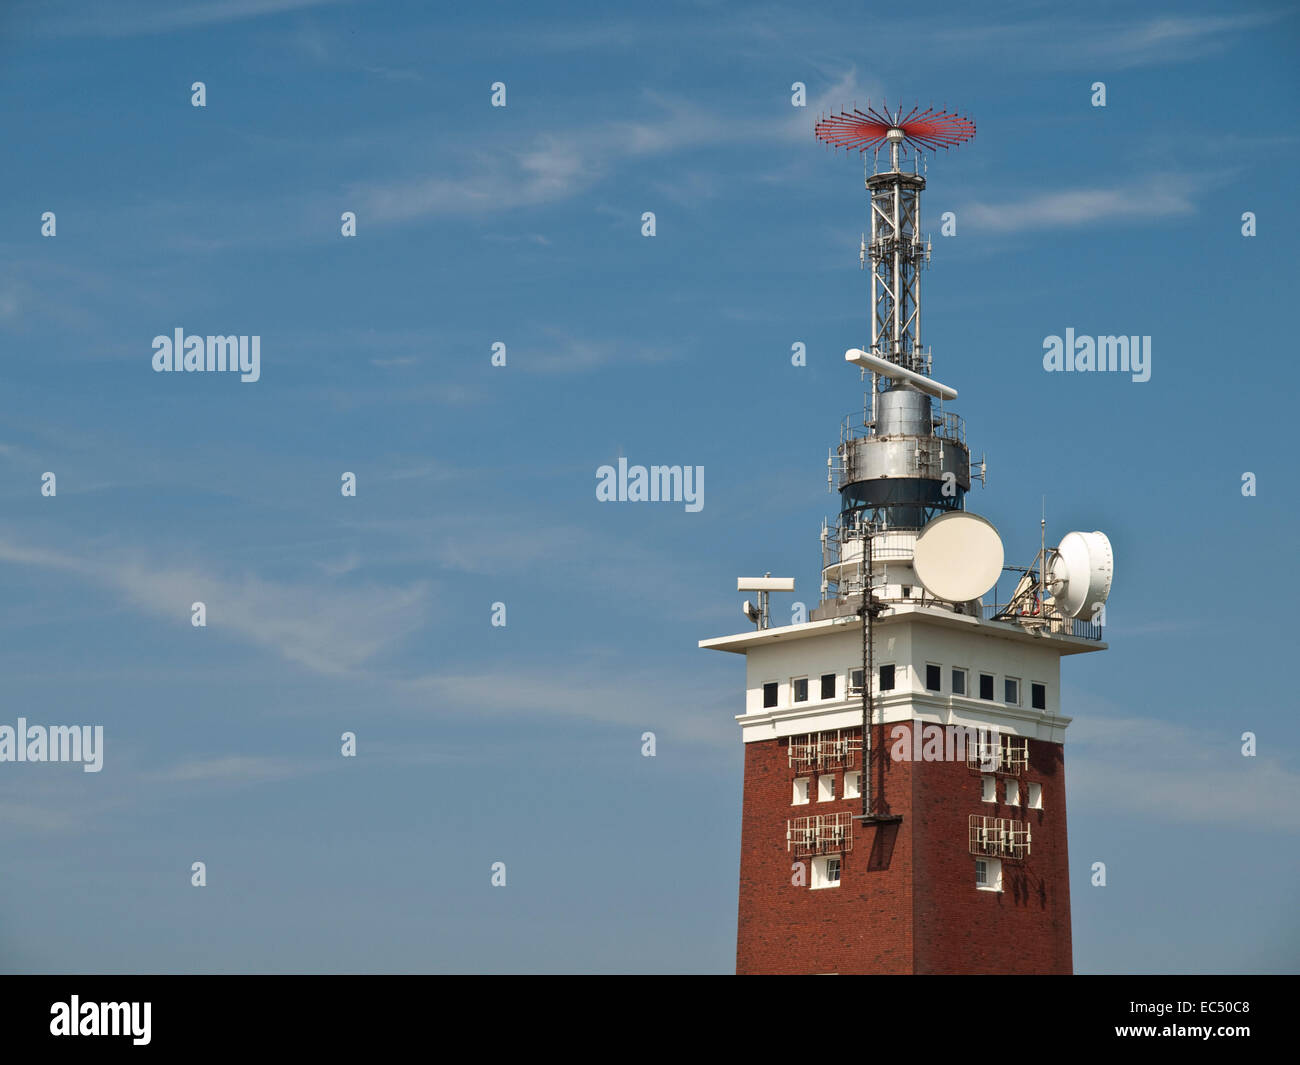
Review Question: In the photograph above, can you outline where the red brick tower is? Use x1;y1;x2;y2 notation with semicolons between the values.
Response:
700;104;1112;975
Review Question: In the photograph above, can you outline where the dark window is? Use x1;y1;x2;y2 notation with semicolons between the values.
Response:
1032;683;1046;710
1004;678;1019;705
979;673;994;700
952;669;966;696
879;664;895;691
821;673;836;699
793;677;808;703
925;664;941;691
763;682;778;708
850;669;864;691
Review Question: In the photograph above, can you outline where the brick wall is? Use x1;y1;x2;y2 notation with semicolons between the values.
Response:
736;723;1072;975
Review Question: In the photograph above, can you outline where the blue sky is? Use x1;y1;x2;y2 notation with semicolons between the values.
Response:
0;0;1297;973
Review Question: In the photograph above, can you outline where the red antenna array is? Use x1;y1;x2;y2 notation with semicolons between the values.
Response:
814;102;976;154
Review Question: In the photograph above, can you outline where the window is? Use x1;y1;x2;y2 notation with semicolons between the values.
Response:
821;673;836;700
812;855;842;889
763;682;778;708
792;778;810;805
792;677;809;703
902;585;912;598
850;668;864;693
952;668;967;696
1004;677;1020;706
975;857;1003;892
844;771;861;798
817;775;835;802
1028;782;1043;809
981;775;996;803
1005;779;1020;805
925;664;942;692
1031;683;1047;710
979;673;994;700
879;664;895;691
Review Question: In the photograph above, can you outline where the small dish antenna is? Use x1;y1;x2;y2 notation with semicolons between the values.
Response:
911;512;1004;603
1047;531;1113;620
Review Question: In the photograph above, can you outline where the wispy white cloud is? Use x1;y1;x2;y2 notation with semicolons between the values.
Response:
284;18;424;81
0;742;465;835
958;175;1198;233
521;330;679;374
823;11;1285;71
377;462;463;482
352;70;879;222
152;754;312;784
397;669;734;747
1068;706;1300;832
485;11;1281;72
0;535;430;676
29;0;353;38
482;232;552;247
1071;12;1286;69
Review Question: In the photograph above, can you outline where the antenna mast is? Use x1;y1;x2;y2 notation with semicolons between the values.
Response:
815;103;975;377
815;101;977;826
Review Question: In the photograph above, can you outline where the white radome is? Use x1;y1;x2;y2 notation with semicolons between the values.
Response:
911;511;1005;603
1048;531;1114;620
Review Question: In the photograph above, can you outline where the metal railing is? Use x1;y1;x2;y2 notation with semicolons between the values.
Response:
982;603;1103;641
837;406;966;447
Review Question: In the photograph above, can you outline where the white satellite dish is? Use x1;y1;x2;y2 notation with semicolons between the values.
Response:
1047;531;1113;620
911;512;1005;603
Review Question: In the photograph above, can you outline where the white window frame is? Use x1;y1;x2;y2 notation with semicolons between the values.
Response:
817;774;835;802
811;854;842;890
952;667;968;697
975;857;1003;892
1004;676;1021;707
1028;782;1043;809
981;775;996;803
1005;778;1020;806
792;777;810;805
792;676;809;703
843;770;861;799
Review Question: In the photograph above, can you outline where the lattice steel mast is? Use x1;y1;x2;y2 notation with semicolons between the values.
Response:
816;102;974;378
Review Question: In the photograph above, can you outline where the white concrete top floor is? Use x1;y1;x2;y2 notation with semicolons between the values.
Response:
699;602;1106;657
700;603;1102;743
